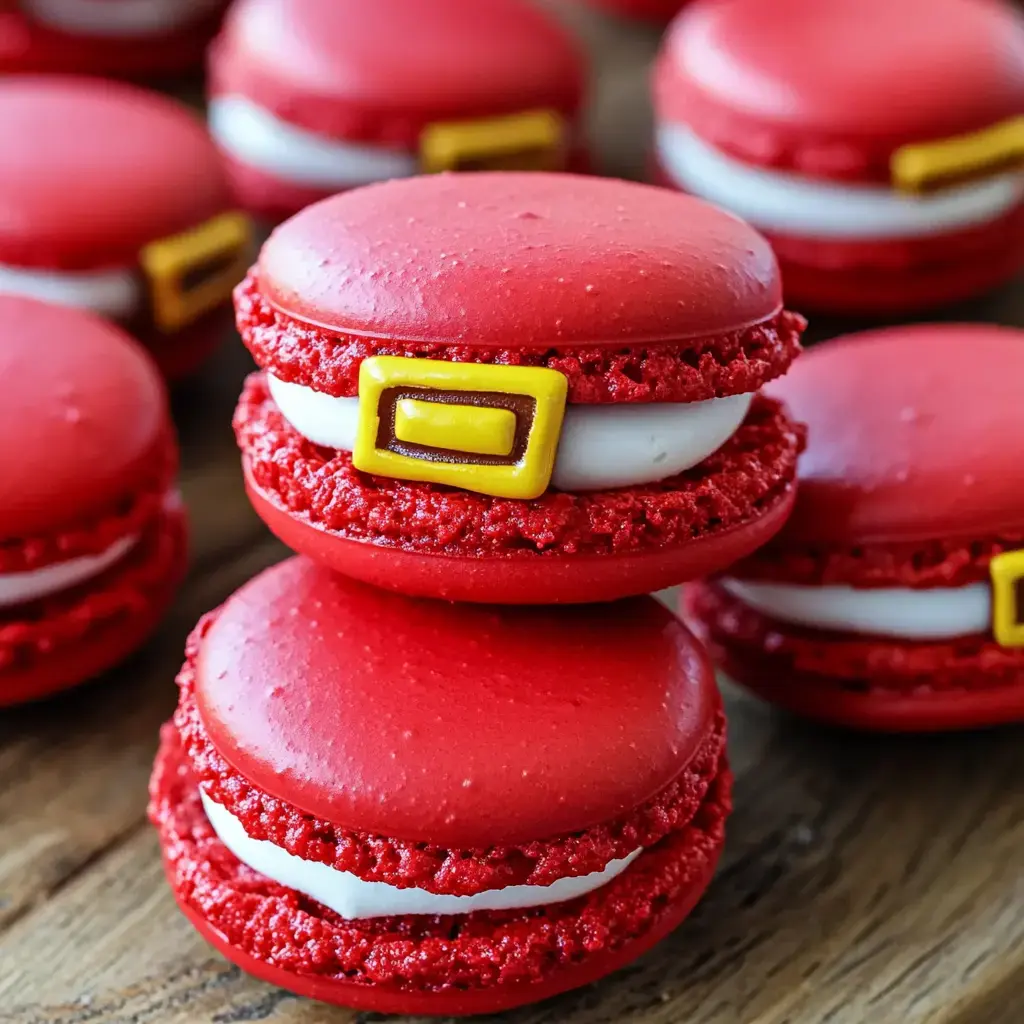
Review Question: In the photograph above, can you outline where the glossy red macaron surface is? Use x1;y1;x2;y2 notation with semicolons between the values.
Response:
656;0;1024;181
0;296;167;541
258;173;782;348
0;77;228;269
195;557;717;847
211;0;583;142
765;324;1024;547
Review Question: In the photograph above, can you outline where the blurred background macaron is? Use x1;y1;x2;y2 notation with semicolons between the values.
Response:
0;296;187;707
0;0;228;80
653;0;1024;315
687;324;1024;732
578;0;687;22
207;0;588;222
233;173;806;604
152;557;730;1015
0;76;253;380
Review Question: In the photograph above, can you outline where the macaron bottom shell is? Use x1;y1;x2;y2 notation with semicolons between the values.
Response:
0;499;187;706
651;162;1024;315
235;377;801;603
142;305;233;383
686;582;1024;732
152;724;731;1016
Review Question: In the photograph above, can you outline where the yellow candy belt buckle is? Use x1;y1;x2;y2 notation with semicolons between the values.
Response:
419;109;567;174
891;115;1024;193
140;211;254;333
990;549;1024;648
353;357;568;499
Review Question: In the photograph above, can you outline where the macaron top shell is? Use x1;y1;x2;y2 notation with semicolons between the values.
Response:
259;173;783;348
767;324;1024;547
0;296;168;540
656;0;1024;181
0;77;229;270
212;0;584;145
195;558;718;848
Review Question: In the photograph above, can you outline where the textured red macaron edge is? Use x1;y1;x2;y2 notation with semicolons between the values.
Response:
726;531;1024;590
686;580;1024;694
235;269;805;405
151;719;731;998
234;374;803;559
174;611;728;895
0;496;187;680
0;431;177;574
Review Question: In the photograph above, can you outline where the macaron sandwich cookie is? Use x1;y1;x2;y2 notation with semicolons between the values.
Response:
583;0;686;22
208;0;587;222
151;557;731;1015
687;324;1024;732
654;0;1024;314
233;173;806;604
1;296;187;706
0;0;226;79
0;77;253;380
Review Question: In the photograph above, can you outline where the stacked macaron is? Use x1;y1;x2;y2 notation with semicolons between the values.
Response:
0;76;252;380
688;324;1024;732
654;0;1024;313
207;0;587;222
1;296;187;707
233;173;805;603
151;172;806;1010
0;0;227;79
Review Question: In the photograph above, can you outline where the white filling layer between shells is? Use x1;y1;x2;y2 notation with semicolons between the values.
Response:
721;578;992;640
0;534;138;609
23;0;221;37
201;791;642;920
267;373;755;492
656;123;1024;240
208;96;420;189
0;262;140;321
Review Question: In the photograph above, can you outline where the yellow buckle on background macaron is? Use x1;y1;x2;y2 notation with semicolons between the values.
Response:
891;116;1024;193
989;548;1024;648
353;356;567;499
140;211;253;333
419;110;566;174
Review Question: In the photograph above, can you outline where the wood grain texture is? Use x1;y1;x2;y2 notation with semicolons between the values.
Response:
2;4;1024;1023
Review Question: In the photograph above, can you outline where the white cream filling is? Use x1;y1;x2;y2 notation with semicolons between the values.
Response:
0;533;138;609
208;96;420;189
721;578;992;640
267;373;754;492
656;123;1024;240
201;791;641;920
23;0;220;37
0;262;140;321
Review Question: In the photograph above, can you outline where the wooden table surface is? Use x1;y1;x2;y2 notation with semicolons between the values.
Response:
2;6;1023;1023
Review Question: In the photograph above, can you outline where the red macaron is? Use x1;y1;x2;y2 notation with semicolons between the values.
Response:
687;324;1024;732
0;76;253;380
233;173;805;604
0;1;227;80
0;295;187;707
151;556;731;1015
653;0;1024;314
207;0;588;222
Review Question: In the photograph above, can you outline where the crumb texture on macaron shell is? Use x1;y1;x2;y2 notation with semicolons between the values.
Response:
234;375;803;558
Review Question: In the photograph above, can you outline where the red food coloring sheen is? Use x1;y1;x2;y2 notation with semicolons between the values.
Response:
235;269;805;405
150;722;731;999
234;374;803;558
174;615;727;893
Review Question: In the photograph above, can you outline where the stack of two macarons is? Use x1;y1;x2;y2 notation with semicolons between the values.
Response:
151;172;808;1013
